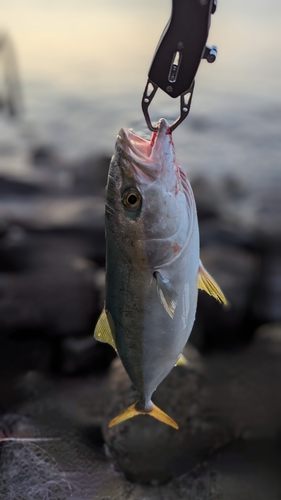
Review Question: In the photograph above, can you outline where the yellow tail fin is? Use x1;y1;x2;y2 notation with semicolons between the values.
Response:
108;402;179;429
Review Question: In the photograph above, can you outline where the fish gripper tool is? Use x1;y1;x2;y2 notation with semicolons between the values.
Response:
142;0;217;132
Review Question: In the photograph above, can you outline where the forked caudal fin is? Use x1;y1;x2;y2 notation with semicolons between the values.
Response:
108;402;179;429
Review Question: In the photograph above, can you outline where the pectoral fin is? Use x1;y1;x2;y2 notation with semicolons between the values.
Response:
175;353;188;367
198;261;227;305
94;308;117;352
154;271;178;319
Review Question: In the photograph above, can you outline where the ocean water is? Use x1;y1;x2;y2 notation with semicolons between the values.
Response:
0;0;280;186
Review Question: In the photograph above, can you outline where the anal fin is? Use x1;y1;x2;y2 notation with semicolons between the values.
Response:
175;353;188;367
94;308;117;352
198;260;227;305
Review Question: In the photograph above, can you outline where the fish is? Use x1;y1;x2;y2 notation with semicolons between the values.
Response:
94;118;226;429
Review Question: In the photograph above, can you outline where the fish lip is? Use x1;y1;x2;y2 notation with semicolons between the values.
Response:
117;128;153;162
117;118;171;162
116;119;173;182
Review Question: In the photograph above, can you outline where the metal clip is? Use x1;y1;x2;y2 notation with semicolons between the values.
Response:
202;45;217;63
142;80;195;132
141;0;217;132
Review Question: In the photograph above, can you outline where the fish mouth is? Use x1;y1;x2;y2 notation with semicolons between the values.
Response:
116;118;173;180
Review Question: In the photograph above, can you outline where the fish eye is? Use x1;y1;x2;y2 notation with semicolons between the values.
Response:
122;189;142;210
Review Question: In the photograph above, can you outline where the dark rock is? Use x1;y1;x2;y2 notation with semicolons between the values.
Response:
0;224;30;272
150;440;281;500
0;383;108;500
70;155;110;195
57;335;115;375
254;322;281;352
0;233;101;338
199;219;257;251
92;268;106;310
254;185;281;243
102;324;281;485
0;413;41;438
191;176;221;220
220;181;281;246
0;220;8;238
252;249;281;323
0;175;45;196
29;144;60;167
0;172;106;357
221;173;246;198
1;150;109;197
204;323;281;440
103;345;233;484
192;245;260;350
0;339;53;374
0;195;105;232
0;325;279;498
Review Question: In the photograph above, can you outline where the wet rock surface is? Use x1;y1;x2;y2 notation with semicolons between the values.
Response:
1;325;281;499
0;153;280;365
103;326;281;485
103;345;231;484
193;244;260;350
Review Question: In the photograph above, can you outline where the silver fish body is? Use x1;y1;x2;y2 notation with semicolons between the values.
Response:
106;119;199;409
95;118;226;428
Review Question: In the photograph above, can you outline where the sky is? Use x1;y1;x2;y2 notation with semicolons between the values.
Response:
1;0;280;97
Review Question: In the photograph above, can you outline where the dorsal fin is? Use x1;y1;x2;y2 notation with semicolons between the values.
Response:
198;261;227;305
94;308;117;352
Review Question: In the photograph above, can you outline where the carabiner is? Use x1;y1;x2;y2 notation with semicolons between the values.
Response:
141;0;217;132
142;80;195;132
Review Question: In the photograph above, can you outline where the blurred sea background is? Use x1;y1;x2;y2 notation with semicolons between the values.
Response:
1;1;281;499
1;0;280;183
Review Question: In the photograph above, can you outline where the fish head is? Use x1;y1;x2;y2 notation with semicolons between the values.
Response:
106;118;195;267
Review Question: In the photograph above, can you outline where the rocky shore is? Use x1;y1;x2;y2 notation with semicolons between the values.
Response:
0;118;281;499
